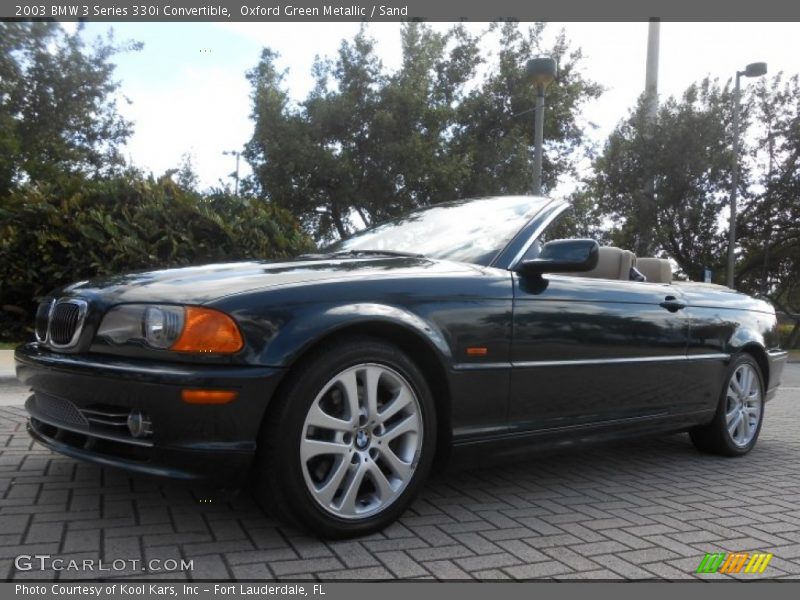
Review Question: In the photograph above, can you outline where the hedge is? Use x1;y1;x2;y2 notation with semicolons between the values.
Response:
0;174;314;341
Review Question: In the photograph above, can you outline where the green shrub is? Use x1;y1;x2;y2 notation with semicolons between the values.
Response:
779;323;799;349
0;173;313;341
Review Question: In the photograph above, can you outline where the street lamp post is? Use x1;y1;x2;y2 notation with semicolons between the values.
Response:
526;57;557;196
223;150;241;196
727;61;767;289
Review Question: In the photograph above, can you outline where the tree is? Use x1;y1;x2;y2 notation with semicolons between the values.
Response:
245;22;601;242
245;24;482;240
173;152;200;191
736;74;800;346
452;23;602;198
0;22;139;195
587;78;738;281
244;47;329;234
358;23;481;222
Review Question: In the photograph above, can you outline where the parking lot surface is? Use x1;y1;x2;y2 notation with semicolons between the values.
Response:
1;365;799;581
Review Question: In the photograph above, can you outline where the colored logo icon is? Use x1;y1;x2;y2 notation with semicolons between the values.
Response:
696;552;773;574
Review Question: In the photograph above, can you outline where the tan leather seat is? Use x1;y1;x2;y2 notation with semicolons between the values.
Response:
636;257;672;283
572;246;635;280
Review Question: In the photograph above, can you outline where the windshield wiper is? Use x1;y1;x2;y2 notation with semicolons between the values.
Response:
296;249;425;260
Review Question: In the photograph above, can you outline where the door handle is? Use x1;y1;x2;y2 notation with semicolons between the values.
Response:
659;296;686;312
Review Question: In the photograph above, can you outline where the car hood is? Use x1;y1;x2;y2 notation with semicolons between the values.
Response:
58;256;480;305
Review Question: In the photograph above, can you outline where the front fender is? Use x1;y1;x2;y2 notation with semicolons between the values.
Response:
242;302;453;368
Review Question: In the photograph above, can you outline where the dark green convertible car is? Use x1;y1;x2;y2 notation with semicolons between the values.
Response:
16;196;788;537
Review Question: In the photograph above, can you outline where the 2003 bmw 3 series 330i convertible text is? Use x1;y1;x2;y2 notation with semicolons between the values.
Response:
16;196;788;538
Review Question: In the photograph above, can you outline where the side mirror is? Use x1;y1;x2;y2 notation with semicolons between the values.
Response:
516;239;599;277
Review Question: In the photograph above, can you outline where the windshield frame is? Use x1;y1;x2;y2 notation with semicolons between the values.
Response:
491;200;571;270
322;196;562;269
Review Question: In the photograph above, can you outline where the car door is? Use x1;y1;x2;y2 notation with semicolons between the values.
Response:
508;272;690;431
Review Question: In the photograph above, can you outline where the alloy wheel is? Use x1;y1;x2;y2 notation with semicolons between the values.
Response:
725;363;763;448
299;363;423;519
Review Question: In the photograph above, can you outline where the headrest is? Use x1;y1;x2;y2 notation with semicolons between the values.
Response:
636;257;672;283
572;246;635;280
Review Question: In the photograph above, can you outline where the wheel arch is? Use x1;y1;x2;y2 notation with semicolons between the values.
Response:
264;315;454;469
729;322;770;390
739;343;770;390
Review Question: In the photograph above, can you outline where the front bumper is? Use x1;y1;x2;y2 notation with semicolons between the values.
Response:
16;343;285;485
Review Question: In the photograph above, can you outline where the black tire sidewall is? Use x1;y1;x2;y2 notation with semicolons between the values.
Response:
264;337;437;538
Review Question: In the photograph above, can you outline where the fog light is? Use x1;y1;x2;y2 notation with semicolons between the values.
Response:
127;410;152;438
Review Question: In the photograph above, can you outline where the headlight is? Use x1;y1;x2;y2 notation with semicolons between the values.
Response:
143;306;184;348
97;304;243;354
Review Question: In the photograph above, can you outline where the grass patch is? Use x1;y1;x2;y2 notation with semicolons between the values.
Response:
0;342;21;350
789;349;800;363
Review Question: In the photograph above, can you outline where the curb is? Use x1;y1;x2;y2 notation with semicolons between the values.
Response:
0;349;16;382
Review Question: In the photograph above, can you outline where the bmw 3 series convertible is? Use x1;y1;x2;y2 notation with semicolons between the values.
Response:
16;196;788;538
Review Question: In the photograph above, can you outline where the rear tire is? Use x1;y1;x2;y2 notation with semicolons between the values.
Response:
690;354;765;456
252;336;436;538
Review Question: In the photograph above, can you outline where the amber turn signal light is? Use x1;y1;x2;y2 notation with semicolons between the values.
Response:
181;389;239;404
466;346;488;356
171;307;243;354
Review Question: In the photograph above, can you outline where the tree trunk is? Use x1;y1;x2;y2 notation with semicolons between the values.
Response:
329;205;348;239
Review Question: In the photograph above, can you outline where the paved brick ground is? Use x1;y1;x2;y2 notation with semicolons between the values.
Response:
1;371;799;581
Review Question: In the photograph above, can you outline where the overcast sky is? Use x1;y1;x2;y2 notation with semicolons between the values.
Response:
73;21;800;191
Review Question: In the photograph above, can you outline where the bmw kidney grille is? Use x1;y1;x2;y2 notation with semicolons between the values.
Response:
36;298;88;348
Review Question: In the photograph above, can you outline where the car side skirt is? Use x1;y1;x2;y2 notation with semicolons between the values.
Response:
448;408;715;468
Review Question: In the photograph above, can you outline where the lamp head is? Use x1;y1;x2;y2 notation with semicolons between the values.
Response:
743;62;767;78
526;57;557;88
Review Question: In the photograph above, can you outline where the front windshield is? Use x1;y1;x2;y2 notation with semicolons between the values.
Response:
324;196;551;266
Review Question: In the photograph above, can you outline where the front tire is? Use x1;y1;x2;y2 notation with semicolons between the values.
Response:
690;354;765;456
253;336;437;538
